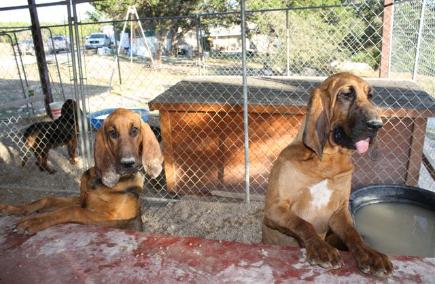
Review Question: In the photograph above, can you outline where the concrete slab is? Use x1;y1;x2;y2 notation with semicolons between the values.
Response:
0;216;434;283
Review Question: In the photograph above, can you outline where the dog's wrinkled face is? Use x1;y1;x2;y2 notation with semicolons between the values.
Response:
303;72;383;157
103;110;143;176
94;108;163;187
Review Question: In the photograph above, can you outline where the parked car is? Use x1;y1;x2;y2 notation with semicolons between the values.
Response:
47;35;70;53
17;39;35;55
85;33;111;49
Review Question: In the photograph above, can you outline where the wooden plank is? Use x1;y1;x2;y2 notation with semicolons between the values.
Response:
406;118;427;186
149;77;434;116
150;101;433;119
159;111;177;193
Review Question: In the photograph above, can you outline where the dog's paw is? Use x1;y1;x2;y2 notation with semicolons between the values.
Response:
305;238;342;269
352;244;393;277
0;204;25;215
15;216;48;235
0;204;10;215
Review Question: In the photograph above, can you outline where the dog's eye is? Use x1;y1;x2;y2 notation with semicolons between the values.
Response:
339;87;355;100
108;129;118;139
130;127;139;137
367;90;373;100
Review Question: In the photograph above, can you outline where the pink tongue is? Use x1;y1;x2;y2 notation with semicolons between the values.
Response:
355;138;370;154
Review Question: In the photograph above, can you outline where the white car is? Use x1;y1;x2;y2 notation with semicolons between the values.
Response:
85;33;111;49
47;35;70;53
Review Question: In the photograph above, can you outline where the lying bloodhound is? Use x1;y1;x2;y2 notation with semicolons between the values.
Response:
262;72;393;277
0;108;163;233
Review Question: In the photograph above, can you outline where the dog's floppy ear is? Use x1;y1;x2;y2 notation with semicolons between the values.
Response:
140;122;163;179
303;88;331;158
94;124;120;187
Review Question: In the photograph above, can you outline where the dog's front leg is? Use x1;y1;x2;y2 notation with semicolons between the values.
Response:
0;196;80;216
67;136;78;164
329;207;393;277
264;203;342;269
15;207;113;234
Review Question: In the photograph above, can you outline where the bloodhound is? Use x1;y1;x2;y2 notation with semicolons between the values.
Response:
0;108;163;233
262;73;393;277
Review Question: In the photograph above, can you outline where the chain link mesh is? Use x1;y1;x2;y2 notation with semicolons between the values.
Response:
0;0;434;240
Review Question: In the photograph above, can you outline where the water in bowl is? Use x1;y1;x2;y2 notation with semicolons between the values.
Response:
354;202;435;257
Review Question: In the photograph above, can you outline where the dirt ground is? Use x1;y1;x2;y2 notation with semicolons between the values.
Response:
141;198;264;244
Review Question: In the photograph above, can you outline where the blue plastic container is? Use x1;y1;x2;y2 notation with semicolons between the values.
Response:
89;108;149;130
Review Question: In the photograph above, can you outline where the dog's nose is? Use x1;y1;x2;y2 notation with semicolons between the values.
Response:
366;119;383;130
120;157;136;168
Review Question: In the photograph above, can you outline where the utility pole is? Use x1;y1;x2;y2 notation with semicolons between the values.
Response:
28;0;53;117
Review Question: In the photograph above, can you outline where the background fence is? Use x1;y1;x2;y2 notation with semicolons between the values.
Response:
0;0;434;241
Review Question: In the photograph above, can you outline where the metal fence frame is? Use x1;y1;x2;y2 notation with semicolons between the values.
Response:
0;0;433;204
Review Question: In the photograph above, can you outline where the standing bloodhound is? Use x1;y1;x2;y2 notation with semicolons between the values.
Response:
262;73;393;277
0;108;163;233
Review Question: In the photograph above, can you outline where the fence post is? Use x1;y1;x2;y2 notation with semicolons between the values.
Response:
12;32;33;115
113;21;122;85
72;2;92;168
412;0;427;81
5;34;27;104
286;10;290;76
27;0;53;117
240;0;250;203
196;15;202;75
45;27;66;100
379;0;394;78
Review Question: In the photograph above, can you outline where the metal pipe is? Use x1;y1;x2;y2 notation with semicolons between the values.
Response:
12;32;33;115
387;1;395;79
66;0;88;169
286;10;290;76
72;2;92;168
4;33;28;111
0;3;364;30
195;15;202;75
132;7;154;65
113;21;122;85
130;16;133;63
0;1;67;12
412;0;427;81
44;27;66;100
110;8;131;88
240;0;250;204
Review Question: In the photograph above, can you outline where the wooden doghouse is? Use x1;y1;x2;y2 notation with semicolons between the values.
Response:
149;77;434;195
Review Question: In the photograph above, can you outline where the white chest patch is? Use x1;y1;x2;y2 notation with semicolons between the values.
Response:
309;179;332;209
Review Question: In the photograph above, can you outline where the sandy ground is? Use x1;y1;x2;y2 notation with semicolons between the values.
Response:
141;198;264;244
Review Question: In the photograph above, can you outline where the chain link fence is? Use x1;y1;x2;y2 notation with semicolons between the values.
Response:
0;0;434;242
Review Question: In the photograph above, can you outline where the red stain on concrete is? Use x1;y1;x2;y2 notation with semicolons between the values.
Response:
0;216;434;283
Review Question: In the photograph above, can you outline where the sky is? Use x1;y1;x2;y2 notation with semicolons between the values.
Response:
0;0;95;24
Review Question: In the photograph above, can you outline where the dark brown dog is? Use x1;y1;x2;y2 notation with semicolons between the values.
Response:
262;73;393;277
0;108;163;233
21;99;81;174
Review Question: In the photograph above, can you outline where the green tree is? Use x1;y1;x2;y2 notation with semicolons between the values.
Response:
91;0;203;61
